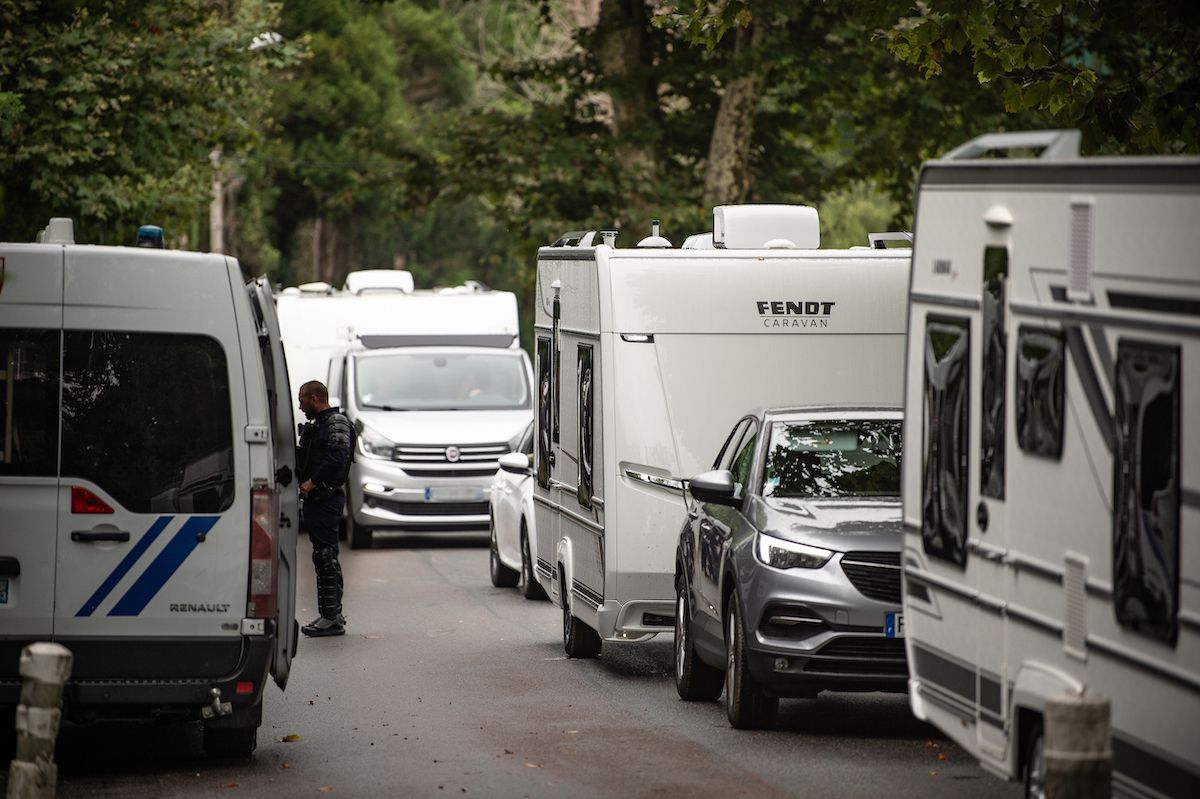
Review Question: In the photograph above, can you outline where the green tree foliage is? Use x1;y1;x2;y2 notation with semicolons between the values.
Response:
0;0;298;245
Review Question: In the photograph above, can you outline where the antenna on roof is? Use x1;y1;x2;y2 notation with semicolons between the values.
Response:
637;219;672;248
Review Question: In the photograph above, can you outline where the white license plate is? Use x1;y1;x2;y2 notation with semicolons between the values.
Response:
0;577;8;604
424;486;484;502
885;612;904;638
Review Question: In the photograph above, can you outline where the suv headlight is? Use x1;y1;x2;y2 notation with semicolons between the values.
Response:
358;424;395;459
755;532;832;570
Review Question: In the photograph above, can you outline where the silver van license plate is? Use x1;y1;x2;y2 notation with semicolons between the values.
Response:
885;612;904;638
424;486;483;502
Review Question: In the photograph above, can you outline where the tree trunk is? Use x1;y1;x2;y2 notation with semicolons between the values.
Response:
593;0;660;179
703;22;770;208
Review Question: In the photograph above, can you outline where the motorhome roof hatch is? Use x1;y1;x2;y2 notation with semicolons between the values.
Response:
713;205;819;249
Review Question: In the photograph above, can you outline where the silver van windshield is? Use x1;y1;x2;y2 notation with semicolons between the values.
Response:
356;351;530;411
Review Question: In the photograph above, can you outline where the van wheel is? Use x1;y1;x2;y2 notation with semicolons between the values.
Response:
203;723;257;759
1024;718;1046;799
724;592;778;729
520;525;547;600
561;577;601;659
490;525;519;588
675;581;723;701
349;519;372;550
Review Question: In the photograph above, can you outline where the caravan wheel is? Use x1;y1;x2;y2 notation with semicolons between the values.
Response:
561;575;601;658
1024;720;1046;799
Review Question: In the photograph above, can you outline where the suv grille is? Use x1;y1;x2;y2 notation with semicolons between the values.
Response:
803;636;908;675
392;443;507;475
840;551;901;604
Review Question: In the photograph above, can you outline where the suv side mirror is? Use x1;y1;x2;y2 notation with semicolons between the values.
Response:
688;470;739;506
498;452;532;476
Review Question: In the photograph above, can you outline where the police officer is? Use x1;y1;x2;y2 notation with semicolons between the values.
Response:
296;380;355;637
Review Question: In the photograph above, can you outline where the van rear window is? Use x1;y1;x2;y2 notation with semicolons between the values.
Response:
61;331;234;513
0;329;60;477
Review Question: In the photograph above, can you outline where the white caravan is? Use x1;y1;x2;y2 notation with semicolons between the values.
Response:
900;130;1200;797
533;206;911;656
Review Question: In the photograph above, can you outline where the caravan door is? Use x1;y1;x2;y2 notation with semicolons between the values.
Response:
248;277;299;689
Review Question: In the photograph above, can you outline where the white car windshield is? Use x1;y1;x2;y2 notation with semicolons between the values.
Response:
763;419;901;499
355;351;530;411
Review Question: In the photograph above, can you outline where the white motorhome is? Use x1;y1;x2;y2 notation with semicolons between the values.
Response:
533;206;911;656
900;130;1200;797
0;219;298;758
320;287;535;548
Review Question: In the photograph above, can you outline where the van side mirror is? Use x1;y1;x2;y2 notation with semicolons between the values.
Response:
688;470;739;506
498;452;532;476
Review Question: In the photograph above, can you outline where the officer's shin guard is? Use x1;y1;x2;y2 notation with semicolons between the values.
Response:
311;544;344;623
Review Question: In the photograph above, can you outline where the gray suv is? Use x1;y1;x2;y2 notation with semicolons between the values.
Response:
674;407;907;729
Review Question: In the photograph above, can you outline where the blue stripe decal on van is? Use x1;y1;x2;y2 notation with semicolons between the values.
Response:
76;515;173;617
108;516;220;617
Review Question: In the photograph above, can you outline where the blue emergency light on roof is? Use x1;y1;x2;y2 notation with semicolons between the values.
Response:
136;225;164;248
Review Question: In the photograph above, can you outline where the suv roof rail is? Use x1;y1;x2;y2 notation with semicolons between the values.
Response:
942;129;1081;161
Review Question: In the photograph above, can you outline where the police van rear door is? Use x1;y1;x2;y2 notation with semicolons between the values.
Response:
53;248;248;668
0;244;64;680
248;276;299;689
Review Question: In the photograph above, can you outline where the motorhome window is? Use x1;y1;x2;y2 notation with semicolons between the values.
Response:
922;316;970;567
730;424;759;499
980;246;1007;499
61;331;234;513
763;420;900;499
1113;340;1180;645
1015;327;1065;458
577;344;594;508
354;352;530;412
0;329;60;477
536;337;552;488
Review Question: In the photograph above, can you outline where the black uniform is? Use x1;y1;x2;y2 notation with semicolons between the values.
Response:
297;406;355;622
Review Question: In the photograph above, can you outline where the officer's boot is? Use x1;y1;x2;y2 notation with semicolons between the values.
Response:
303;546;345;637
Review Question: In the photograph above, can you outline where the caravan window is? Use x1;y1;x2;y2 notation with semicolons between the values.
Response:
1113;340;1181;645
922;316;970;567
0;329;59;478
61;331;234;513
980;246;1007;499
577;344;594;508
536;337;552;488
1015;327;1066;458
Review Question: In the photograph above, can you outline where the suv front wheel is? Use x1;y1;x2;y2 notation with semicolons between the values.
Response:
674;580;723;701
724;591;778;729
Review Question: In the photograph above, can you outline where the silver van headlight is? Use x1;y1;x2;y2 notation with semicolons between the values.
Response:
755;532;832;570
358;424;395;459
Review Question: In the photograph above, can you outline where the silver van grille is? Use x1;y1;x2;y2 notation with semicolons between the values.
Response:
393;443;507;475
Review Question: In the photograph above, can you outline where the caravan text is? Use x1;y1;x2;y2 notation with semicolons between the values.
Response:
756;300;835;329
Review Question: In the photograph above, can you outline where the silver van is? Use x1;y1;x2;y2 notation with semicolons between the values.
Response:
0;219;298;757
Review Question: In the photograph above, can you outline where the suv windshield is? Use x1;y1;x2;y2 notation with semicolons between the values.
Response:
763;419;901;499
355;351;530;411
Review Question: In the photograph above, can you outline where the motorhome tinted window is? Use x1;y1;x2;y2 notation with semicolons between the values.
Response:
61;332;234;513
0;330;60;477
1113;340;1180;645
536;337;551;488
356;351;530;411
577;344;594;508
1016;327;1065;458
980;246;1007;499
922;316;970;567
763;420;900;499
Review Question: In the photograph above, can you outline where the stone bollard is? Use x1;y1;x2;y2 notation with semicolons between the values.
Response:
1044;693;1112;799
6;643;72;799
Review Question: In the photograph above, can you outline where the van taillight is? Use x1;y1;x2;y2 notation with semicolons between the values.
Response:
71;486;114;514
248;486;278;619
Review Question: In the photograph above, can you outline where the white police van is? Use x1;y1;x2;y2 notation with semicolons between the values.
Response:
0;219;298;757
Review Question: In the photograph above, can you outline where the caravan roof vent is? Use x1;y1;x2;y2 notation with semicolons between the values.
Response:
713;205;819;249
681;232;715;250
637;219;672;248
344;269;414;295
42;217;75;245
297;281;335;294
764;238;796;249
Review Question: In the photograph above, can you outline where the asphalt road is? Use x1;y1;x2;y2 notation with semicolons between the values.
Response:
10;535;1022;798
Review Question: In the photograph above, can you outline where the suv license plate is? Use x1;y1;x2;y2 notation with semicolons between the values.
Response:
885;612;904;638
424;486;484;503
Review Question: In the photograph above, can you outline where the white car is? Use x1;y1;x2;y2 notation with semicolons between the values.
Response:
488;422;546;599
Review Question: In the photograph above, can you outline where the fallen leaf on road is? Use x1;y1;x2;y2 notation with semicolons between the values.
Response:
566;730;579;734
319;787;333;793
503;749;513;755
225;784;239;788
926;740;939;748
937;753;947;761
928;771;938;777
524;763;543;769
282;763;291;769
279;734;301;742
361;634;382;639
